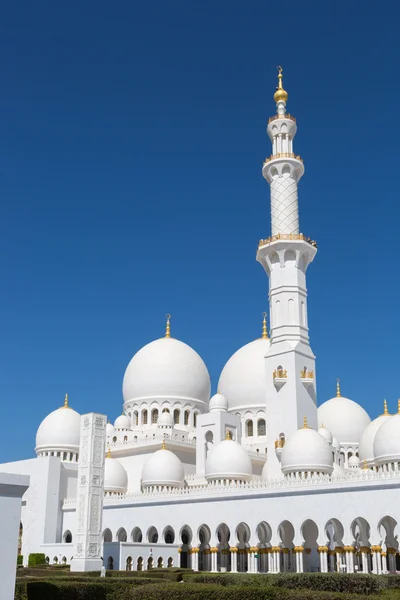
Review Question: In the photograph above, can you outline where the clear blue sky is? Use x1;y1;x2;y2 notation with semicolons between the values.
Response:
1;1;399;462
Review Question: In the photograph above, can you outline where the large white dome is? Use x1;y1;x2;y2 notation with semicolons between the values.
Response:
374;412;400;465
359;403;391;465
318;388;370;445
104;454;128;493
123;337;210;406
205;433;252;481
142;444;185;487
218;337;270;411
35;396;81;455
281;424;333;475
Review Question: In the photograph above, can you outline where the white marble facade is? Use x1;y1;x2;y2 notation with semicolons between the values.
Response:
2;70;400;575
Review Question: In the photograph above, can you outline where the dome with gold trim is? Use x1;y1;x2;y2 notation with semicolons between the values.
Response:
35;395;81;460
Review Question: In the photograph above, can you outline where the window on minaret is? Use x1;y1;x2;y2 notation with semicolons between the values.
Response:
174;409;180;424
258;419;266;436
152;409;158;424
143;410;148;425
184;410;190;425
194;412;198;427
134;411;138;426
246;420;254;437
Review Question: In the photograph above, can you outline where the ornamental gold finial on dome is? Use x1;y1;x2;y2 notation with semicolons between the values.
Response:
225;430;233;440
336;379;341;398
161;439;167;450
302;416;308;429
106;446;112;459
165;314;171;338
398;399;400;414
261;312;269;339
362;459;369;470
383;399;389;416
274;66;288;104
63;393;69;408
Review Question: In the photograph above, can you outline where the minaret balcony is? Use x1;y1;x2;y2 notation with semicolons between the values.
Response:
268;113;296;124
263;152;303;166
300;369;314;388
258;233;317;250
273;368;287;390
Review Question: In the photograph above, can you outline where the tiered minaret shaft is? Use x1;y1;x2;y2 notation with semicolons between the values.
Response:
257;68;318;478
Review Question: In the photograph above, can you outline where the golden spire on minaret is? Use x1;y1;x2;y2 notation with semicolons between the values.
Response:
165;314;171;338
261;312;269;339
336;379;341;398
63;393;69;408
274;66;288;104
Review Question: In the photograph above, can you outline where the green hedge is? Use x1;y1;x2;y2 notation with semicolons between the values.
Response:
17;555;23;566
185;573;385;595
14;581;386;600
28;553;47;567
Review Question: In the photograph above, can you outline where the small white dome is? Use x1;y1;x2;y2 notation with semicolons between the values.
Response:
123;337;210;407
318;389;370;445
359;404;391;465
209;393;228;413
218;337;270;411
104;454;128;493
281;424;333;475
374;412;400;465
106;422;115;435
142;445;184;487
348;455;360;468
205;433;252;481
158;411;174;427
35;396;81;456
318;425;333;445
114;415;131;430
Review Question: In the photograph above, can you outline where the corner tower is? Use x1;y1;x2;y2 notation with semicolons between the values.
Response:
256;68;318;478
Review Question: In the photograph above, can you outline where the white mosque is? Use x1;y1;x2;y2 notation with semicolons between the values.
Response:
2;69;400;576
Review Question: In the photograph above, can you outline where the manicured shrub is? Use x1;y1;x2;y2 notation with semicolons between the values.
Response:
185;573;384;595
17;555;23;566
28;553;47;567
14;581;27;600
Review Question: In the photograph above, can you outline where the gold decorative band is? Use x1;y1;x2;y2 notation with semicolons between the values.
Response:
263;152;303;165
258;233;317;249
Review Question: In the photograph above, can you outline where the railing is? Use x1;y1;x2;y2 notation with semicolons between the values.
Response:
300;369;314;380
268;114;296;124
273;369;287;380
61;468;400;508
263;152;303;165
258;233;317;249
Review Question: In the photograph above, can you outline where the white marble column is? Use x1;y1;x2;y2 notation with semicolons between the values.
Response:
192;549;199;571
361;550;369;573
294;547;304;573
273;548;281;573
318;547;328;573
230;548;238;572
210;548;218;572
71;413;107;572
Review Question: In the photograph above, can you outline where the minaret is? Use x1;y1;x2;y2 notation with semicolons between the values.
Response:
257;68;318;478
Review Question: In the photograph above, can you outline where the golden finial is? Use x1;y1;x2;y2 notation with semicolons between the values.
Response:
106;446;111;459
383;399;389;416
362;459;369;470
261;312;269;339
161;439;167;450
274;66;288;104
165;314;171;338
302;416;308;429
225;430;233;440
63;393;69;408
398;399;400;414
336;379;341;398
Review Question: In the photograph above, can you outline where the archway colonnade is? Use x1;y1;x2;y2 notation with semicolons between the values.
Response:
102;515;400;574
